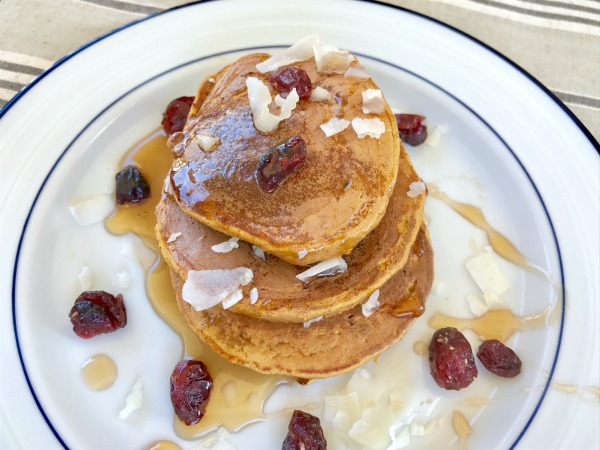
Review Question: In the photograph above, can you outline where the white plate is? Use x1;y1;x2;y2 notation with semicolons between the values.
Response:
0;1;598;449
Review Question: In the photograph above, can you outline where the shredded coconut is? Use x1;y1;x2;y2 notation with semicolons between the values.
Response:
118;377;143;420
78;266;93;291
252;245;266;260
303;316;324;328
424;124;448;148
246;77;299;133
320;117;350;137
194;132;220;153
256;34;320;73
407;181;426;198
344;65;371;79
298;249;308;259
313;44;355;73
361;290;381;317
250;287;259;305
362;89;385;114
69;195;114;227
296;257;348;283
351;118;386;139
309;86;331;101
182;268;254;311
211;237;240;253
167;231;182;243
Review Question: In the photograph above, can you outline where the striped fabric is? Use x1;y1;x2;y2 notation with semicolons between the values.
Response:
0;0;598;140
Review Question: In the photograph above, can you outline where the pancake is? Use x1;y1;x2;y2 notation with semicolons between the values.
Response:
169;52;404;266
171;226;433;379
157;149;424;323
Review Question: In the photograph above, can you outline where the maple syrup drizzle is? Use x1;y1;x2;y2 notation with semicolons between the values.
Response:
428;306;552;343
80;354;117;391
106;131;285;439
146;440;182;450
427;184;551;280
452;410;471;449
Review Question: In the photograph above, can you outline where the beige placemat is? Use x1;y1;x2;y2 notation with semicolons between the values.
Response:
0;0;598;141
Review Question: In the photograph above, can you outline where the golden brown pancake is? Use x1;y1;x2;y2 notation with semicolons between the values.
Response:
157;148;424;323
170;226;433;379
169;53;404;266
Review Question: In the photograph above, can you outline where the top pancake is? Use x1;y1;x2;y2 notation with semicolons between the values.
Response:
169;53;401;266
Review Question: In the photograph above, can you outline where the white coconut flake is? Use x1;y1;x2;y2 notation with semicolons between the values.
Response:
256;33;320;73
387;425;411;449
296;257;347;283
273;94;286;107
362;89;384;114
246;77;299;133
320;117;350;137
116;271;130;289
309;86;331;101
361;290;380;317
351;117;386;139
465;252;509;296
407;181;426;198
162;174;173;195
78;266;93;291
211;237;240;253
69;195;114;226
208;77;216;83
252;245;266;261
167;231;182;243
118;377;143;420
182;268;254;311
313;44;355;73
424;124;448;148
344;65;371;79
195;132;220;153
298;249;308;259
303;316;323;328
467;294;489;317
249;287;259;305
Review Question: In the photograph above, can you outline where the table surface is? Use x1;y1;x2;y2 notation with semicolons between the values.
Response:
1;0;599;142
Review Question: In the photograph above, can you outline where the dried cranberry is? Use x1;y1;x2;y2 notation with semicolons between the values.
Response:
170;360;213;425
161;96;194;135
69;291;127;339
115;165;151;205
429;327;478;390
395;113;428;146
257;136;306;193
282;410;327;450
269;67;312;100
477;339;522;378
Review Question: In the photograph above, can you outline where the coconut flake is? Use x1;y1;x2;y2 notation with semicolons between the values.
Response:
344;65;371;79
309;86;331;101
167;231;182;243
250;287;259;305
362;89;385;114
256;34;321;73
118;377;143;420
273;94;286;107
246;77;299;133
303;316;323;328
298;249;308;259
320;117;350;137
194;132;220;153
361;290;380;317
162;174;173;195
208;77;216;83
313;44;355;73
182;268;254;311
351;118;385;139
407;181;426;198
252;245;266;260
211;237;240;253
69;195;114;226
78;266;93;291
465;252;509;296
424;124;448;148
296;257;348;283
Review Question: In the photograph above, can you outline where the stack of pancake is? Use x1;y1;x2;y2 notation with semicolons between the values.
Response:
156;46;433;380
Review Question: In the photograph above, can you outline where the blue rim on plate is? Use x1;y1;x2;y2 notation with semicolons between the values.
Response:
3;0;586;448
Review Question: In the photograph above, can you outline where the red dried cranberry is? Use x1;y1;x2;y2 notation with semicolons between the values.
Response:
257;136;306;193
161;96;194;135
69;291;127;339
282;410;327;450
477;339;522;378
269;67;312;100
115;165;151;205
395;113;428;146
170;360;213;425
429;327;478;390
